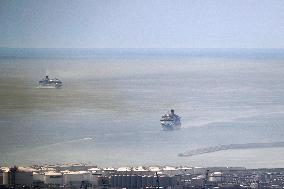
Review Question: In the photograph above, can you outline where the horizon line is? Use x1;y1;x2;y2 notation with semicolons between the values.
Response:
1;47;284;50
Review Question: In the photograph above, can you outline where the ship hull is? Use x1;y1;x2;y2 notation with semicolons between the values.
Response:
161;122;181;130
37;84;62;89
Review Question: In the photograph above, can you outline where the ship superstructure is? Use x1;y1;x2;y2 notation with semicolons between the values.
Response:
160;109;181;130
38;76;62;88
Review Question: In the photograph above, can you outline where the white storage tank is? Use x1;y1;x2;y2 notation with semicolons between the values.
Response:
142;175;148;188
116;175;121;187
102;168;116;176
64;171;90;186
209;172;223;182
159;175;170;187
90;172;101;186
110;175;114;187
80;171;90;181
193;167;206;175
113;175;119;187
133;166;149;176
117;167;132;175
126;175;131;188
14;171;33;186
163;166;178;176
2;171;9;185
137;175;142;188
131;175;138;188
88;167;101;173
2;167;33;187
44;172;63;185
33;172;45;182
178;167;193;174
122;175;127;187
0;170;3;185
118;175;122;187
152;175;159;187
169;175;177;187
149;167;160;175
147;175;154;187
191;177;204;187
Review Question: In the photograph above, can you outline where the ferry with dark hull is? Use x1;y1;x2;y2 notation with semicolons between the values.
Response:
38;76;63;88
160;109;181;130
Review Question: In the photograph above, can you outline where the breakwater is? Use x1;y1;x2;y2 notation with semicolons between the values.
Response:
178;142;284;157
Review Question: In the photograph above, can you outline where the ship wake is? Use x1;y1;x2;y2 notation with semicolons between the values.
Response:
33;137;94;151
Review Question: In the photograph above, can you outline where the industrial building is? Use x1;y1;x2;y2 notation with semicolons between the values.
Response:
1;165;284;189
1;166;33;188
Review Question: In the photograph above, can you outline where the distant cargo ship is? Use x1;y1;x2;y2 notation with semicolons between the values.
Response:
160;109;181;130
38;76;62;88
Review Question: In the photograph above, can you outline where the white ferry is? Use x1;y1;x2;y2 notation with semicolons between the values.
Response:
160;109;181;130
38;76;62;88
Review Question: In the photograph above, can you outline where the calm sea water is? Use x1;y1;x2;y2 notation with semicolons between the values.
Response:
0;52;284;168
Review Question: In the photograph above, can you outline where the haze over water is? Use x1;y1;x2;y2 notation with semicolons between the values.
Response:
0;49;284;168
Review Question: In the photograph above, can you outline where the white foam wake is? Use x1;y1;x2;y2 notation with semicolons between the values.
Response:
34;137;94;150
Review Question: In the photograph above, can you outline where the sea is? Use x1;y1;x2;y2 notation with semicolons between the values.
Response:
0;48;284;168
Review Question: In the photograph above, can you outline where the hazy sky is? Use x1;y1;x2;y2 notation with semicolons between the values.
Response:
1;0;284;48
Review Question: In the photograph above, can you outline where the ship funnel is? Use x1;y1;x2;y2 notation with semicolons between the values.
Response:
45;76;49;79
171;109;174;115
